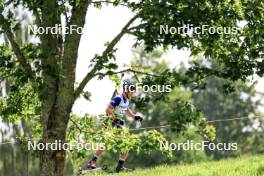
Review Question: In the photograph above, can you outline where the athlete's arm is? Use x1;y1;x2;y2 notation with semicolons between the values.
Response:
125;109;143;122
125;108;135;119
106;96;122;120
105;105;116;120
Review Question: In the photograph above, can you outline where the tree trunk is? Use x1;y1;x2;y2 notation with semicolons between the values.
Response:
39;111;70;176
40;140;66;176
38;2;90;175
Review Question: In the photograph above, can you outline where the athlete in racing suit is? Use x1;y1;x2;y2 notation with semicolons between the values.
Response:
86;81;143;172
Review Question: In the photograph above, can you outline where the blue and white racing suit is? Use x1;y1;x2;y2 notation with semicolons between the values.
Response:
110;94;129;128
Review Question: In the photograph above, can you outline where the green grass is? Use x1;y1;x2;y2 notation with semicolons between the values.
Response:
86;155;264;176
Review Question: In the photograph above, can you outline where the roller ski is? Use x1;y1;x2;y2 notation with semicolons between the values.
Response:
116;166;135;173
77;165;108;175
77;160;108;175
115;159;135;173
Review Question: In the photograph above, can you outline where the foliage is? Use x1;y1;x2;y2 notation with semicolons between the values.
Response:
128;48;216;141
128;0;264;81
192;75;264;158
0;0;263;175
67;114;171;170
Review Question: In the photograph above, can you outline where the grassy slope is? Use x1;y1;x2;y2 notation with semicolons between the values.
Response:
89;155;264;176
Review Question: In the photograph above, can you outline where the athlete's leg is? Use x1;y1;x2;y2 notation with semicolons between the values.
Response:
116;150;129;172
87;148;105;169
119;150;129;160
95;148;104;157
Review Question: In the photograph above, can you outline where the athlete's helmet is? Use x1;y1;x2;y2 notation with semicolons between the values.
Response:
123;80;136;92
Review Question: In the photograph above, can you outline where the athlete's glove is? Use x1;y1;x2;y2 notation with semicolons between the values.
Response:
134;115;143;122
112;118;124;126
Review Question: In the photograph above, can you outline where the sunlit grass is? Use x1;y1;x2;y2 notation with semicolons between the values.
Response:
83;155;264;176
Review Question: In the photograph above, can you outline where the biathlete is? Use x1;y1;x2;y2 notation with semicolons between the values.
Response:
86;81;143;173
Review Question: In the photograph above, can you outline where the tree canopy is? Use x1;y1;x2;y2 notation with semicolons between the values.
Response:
0;0;263;175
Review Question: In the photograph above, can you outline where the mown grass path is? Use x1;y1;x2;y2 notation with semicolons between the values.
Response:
85;155;264;176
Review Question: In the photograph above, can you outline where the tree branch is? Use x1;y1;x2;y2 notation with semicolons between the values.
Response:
74;15;139;100
96;68;159;77
51;1;92;126
90;0;128;7
59;0;91;85
37;1;64;131
127;23;147;31
0;14;33;78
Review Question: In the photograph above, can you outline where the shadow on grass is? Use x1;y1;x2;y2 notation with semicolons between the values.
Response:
257;166;264;176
